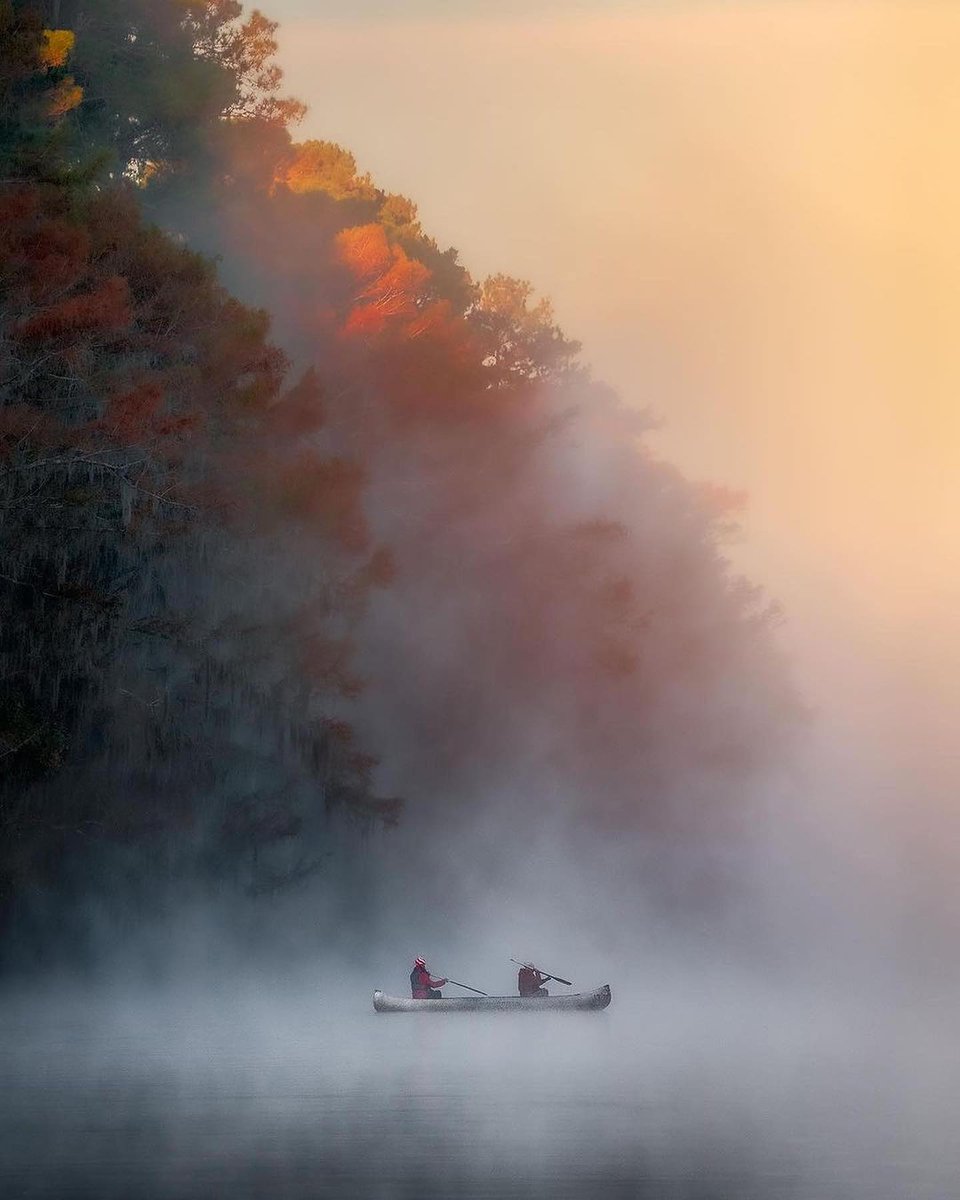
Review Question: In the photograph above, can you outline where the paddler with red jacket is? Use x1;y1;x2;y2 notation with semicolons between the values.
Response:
517;962;550;997
410;956;447;999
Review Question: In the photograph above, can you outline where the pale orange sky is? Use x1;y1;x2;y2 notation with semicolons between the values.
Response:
273;2;960;791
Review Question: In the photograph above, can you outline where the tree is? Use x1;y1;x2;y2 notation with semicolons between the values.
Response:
0;18;396;949
469;274;582;389
279;139;375;200
65;1;303;180
0;0;800;957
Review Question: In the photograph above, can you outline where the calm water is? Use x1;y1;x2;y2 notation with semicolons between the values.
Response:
1;980;958;1199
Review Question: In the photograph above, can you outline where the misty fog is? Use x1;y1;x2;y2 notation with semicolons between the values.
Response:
4;910;960;1199
5;749;960;1198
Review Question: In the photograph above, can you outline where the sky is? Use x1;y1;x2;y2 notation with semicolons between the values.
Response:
266;0;960;816
271;0;688;18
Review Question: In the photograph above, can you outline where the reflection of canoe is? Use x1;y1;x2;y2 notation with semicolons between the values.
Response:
372;983;611;1013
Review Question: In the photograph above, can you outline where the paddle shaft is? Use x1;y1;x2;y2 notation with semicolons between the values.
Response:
442;977;488;996
511;958;573;987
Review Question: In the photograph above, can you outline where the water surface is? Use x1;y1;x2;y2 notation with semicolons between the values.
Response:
2;979;957;1199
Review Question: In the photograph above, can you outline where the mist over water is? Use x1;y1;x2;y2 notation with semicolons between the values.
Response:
4;946;960;1200
6;650;960;1197
5;769;960;1200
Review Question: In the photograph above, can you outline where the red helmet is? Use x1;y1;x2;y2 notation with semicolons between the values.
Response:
414;956;426;968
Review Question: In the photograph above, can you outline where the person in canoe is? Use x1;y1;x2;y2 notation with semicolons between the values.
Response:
410;956;447;999
517;962;550;997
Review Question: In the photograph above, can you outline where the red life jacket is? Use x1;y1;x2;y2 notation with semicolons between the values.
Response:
411;965;434;998
518;967;544;996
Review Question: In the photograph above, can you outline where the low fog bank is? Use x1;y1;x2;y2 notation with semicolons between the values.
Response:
3;943;960;1200
6;755;960;1197
8;733;960;1011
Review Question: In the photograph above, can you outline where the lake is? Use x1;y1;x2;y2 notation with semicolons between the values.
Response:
2;976;957;1199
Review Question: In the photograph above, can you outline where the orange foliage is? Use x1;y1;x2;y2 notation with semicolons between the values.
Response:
98;382;199;448
45;77;83;118
331;223;482;421
0;194;91;303
278;140;375;200
335;224;431;338
39;29;75;69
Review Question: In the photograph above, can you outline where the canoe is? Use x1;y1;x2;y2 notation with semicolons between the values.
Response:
372;983;611;1013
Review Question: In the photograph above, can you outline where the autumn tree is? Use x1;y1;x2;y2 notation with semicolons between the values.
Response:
0;0;800;960
0;14;396;953
279;139;375;200
469;274;581;389
61;0;303;180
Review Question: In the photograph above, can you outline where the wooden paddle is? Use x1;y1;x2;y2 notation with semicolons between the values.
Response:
511;958;573;987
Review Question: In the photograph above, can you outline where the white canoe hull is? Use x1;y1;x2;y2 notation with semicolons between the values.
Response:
372;983;611;1013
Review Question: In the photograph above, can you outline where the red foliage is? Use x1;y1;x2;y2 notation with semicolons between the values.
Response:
336;224;431;338
0;193;91;305
331;224;484;424
99;382;163;441
17;275;130;341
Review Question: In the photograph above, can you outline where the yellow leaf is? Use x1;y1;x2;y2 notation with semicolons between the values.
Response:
40;29;75;69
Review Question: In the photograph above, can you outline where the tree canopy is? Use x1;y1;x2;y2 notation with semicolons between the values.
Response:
0;0;798;962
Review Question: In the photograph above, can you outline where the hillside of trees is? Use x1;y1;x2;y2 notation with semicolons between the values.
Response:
0;0;799;964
